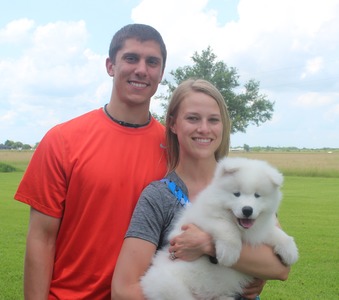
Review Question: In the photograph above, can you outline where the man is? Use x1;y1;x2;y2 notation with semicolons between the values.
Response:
15;24;168;299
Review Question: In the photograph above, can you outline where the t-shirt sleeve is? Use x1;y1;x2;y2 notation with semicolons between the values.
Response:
125;182;176;248
14;126;67;218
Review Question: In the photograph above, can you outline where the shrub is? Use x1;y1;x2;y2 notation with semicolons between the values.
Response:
0;162;17;172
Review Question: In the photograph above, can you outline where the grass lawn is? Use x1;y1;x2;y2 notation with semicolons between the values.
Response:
0;172;29;299
260;176;339;299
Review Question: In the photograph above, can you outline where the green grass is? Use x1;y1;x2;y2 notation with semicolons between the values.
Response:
281;168;339;178
0;172;29;300
260;176;339;299
1;167;338;299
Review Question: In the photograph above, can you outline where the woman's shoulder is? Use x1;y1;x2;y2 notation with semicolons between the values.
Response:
147;172;185;193
140;172;184;206
142;178;172;201
145;172;189;208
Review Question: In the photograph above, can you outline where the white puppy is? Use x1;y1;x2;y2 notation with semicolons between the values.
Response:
141;157;299;300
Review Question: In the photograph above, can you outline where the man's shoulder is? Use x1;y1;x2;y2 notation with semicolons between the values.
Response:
150;117;165;130
61;108;102;126
41;108;103;142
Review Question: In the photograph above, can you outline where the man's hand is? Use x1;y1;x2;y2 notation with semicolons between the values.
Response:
168;224;215;261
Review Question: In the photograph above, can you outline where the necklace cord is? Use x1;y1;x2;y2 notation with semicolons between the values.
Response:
103;104;151;128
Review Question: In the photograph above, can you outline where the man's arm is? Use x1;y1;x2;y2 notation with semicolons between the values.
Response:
24;208;61;300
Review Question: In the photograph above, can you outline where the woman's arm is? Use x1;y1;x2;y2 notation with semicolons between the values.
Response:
233;243;290;280
111;238;157;300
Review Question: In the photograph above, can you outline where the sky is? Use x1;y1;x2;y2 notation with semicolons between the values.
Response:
1;0;339;148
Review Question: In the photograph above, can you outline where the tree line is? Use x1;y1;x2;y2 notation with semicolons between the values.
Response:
0;140;38;150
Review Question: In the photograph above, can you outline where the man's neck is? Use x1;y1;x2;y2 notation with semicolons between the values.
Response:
105;102;151;126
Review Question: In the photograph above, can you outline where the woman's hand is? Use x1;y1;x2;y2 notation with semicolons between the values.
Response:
168;224;267;299
168;223;215;261
240;278;266;299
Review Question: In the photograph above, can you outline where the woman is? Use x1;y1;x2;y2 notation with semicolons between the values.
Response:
111;79;290;299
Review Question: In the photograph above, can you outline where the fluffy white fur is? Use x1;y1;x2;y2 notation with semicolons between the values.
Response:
141;157;299;300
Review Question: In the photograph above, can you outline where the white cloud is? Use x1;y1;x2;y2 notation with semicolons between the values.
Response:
0;19;109;144
131;0;339;93
0;18;35;43
325;102;339;121
131;0;224;68
31;20;88;64
294;92;335;108
0;110;16;123
301;57;324;79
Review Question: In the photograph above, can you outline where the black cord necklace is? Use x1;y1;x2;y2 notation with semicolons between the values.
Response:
103;104;151;128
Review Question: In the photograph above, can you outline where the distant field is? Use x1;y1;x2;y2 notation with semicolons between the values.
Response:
229;151;339;177
0;151;34;171
1;150;339;176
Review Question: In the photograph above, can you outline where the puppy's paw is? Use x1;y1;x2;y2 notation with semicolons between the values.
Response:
215;240;241;266
274;237;299;265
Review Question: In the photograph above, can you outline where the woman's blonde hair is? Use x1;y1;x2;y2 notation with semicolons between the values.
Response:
165;78;231;172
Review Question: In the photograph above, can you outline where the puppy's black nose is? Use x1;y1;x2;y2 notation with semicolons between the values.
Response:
242;206;253;217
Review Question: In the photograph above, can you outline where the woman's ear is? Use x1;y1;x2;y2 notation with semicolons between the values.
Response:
170;125;177;134
169;116;177;134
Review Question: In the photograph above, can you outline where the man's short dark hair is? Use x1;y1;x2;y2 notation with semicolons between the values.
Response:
109;24;167;71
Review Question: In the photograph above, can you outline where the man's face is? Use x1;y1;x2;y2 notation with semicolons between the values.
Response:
107;38;164;106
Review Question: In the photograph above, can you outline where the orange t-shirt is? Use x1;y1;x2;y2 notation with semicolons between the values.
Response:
15;108;167;299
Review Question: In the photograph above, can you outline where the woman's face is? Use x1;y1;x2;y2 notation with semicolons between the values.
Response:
171;91;223;161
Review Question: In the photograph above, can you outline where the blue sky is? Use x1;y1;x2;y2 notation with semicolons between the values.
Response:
1;0;339;148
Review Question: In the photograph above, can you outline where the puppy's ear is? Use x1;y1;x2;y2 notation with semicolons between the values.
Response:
215;160;239;179
221;167;238;177
268;169;284;187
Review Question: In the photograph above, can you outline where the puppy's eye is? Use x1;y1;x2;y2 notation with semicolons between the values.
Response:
233;192;241;197
254;193;260;198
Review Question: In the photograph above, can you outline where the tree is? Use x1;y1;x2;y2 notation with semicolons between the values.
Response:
2;139;32;150
155;46;274;133
14;141;23;149
4;140;15;148
22;144;32;150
